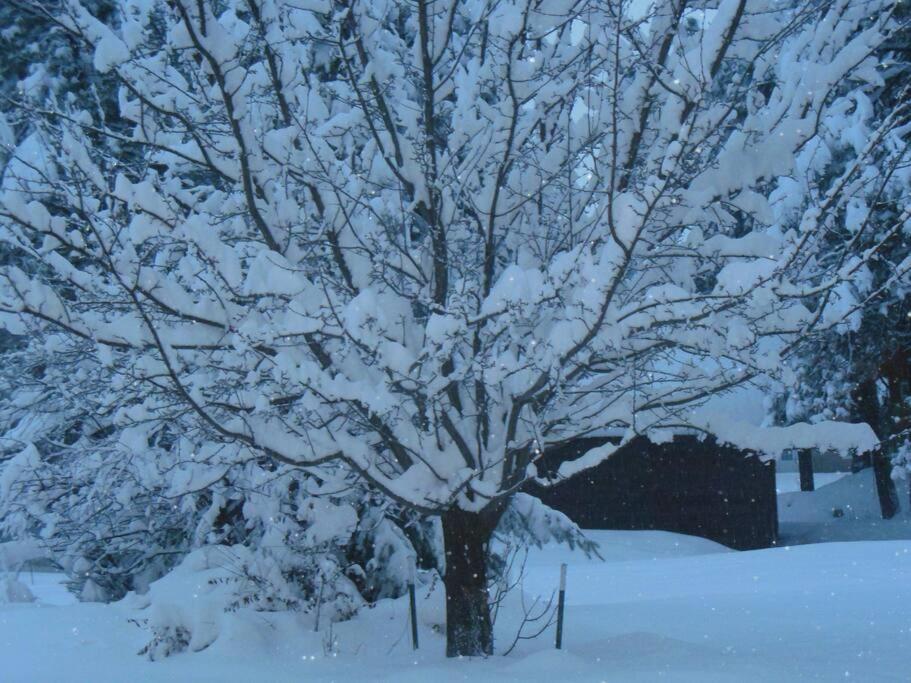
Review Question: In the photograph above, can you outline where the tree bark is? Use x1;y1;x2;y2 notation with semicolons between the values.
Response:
854;378;899;519
872;449;900;519
440;506;503;657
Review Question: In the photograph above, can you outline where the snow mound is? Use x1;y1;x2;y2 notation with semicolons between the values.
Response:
580;530;732;562
126;545;309;660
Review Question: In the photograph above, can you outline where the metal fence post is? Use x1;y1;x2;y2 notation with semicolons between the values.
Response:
555;563;567;649
408;556;419;650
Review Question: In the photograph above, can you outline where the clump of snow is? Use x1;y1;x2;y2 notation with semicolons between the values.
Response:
130;547;254;660
81;579;109;603
0;576;35;604
0;539;46;572
691;385;878;457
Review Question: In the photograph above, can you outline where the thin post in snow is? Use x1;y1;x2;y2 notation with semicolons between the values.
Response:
408;556;419;650
313;574;325;632
555;563;567;650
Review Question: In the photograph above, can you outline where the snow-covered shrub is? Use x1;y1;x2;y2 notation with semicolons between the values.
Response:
127;507;438;659
132;547;244;660
0;345;436;625
348;499;442;602
0;432;428;614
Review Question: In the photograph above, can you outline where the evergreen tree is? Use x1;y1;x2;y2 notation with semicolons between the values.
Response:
776;3;911;516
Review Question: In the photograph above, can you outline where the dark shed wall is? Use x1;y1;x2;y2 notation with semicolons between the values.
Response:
529;435;777;550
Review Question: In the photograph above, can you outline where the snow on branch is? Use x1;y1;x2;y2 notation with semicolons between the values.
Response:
0;0;905;513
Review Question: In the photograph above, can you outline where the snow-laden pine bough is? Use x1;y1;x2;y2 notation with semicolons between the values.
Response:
0;0;906;657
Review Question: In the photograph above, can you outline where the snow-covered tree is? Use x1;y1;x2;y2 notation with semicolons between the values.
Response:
0;0;123;577
773;1;911;516
0;0;903;655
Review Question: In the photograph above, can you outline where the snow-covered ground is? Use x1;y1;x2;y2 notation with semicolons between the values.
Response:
2;525;910;682
775;471;849;494
779;468;911;544
2;471;910;682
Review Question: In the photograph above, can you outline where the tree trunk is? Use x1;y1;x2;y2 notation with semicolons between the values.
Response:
854;378;899;519
440;506;503;657
872;449;900;519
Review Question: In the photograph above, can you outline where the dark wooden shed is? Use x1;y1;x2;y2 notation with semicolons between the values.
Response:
528;435;778;550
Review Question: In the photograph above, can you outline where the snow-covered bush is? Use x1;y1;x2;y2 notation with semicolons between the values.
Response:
0;426;430;611
133;546;271;660
0;342;432;608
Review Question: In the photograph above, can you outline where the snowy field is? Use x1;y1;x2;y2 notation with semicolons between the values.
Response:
3;520;911;681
